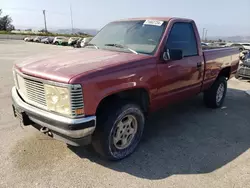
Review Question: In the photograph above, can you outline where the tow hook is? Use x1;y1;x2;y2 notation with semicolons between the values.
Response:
40;127;53;137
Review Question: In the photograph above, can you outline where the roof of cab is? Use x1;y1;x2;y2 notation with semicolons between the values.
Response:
116;17;193;22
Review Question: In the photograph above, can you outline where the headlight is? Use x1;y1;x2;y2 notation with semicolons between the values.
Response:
44;84;71;116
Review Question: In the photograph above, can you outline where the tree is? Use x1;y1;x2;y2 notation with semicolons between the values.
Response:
0;9;15;31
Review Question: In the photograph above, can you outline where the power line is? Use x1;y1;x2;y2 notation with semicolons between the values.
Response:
47;11;68;15
2;7;75;31
2;7;40;12
2;7;68;15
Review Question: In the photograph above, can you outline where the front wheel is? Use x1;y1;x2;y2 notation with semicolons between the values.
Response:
92;103;145;160
235;72;240;79
203;76;227;108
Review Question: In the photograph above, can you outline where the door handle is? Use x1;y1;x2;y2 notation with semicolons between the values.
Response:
197;62;202;69
168;64;177;68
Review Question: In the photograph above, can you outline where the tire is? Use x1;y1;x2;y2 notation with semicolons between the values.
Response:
203;76;227;108
54;42;59;45
235;72;240;79
92;102;145;160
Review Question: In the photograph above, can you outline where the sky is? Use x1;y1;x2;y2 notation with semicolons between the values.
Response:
1;0;250;36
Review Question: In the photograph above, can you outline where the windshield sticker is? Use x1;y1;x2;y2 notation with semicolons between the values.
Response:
143;20;163;26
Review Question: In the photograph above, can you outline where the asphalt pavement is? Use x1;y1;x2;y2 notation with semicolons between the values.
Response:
1;40;250;188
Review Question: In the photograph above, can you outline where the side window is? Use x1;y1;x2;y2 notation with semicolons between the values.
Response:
166;22;198;57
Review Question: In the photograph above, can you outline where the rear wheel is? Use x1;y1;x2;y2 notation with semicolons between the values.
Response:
92;102;145;160
203;76;227;108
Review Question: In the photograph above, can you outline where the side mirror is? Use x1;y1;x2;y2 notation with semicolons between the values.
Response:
163;49;183;61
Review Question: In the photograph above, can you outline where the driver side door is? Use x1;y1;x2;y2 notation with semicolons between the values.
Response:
156;22;204;107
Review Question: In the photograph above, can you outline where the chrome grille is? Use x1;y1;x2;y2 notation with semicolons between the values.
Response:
70;85;84;117
25;78;46;106
238;66;250;77
15;71;84;117
16;74;46;108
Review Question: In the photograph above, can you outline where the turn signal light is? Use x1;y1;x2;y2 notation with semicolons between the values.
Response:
75;108;84;115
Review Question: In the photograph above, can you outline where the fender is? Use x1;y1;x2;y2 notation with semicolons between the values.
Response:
82;67;157;115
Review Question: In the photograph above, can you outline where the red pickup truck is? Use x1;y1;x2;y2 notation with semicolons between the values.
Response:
12;17;239;160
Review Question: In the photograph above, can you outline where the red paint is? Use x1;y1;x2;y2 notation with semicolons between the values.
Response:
15;17;239;116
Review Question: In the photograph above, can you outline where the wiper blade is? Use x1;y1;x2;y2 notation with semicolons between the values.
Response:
104;44;138;54
85;43;99;49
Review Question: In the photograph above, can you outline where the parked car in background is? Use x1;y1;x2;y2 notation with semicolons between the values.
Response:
33;36;40;42
73;38;83;48
240;43;250;51
68;37;80;46
230;43;244;52
53;36;68;45
224;43;233;47
236;51;250;79
12;17;239;160
24;36;35;42
58;38;69;46
217;42;227;47
201;42;208;47
41;37;55;44
80;37;93;47
33;36;47;43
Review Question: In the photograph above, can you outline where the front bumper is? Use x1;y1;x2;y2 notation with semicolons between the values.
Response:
11;87;96;146
237;65;250;79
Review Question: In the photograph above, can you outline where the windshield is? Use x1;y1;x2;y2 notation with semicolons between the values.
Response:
242;44;250;46
90;20;167;55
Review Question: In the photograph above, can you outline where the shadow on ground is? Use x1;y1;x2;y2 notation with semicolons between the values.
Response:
69;88;250;180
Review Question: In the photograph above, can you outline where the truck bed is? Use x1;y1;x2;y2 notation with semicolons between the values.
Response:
202;47;240;90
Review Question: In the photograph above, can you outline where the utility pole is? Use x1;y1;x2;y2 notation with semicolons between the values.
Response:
202;28;206;41
70;4;74;34
205;29;208;41
42;10;47;32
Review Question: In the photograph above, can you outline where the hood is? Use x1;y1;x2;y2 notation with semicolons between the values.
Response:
15;48;148;83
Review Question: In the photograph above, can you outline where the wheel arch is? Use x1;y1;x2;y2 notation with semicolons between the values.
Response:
218;66;231;80
95;87;150;118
